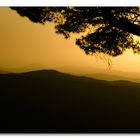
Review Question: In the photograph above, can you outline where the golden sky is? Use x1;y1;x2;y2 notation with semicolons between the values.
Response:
1;7;140;74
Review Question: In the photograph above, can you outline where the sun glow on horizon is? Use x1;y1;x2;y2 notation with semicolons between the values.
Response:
1;7;140;75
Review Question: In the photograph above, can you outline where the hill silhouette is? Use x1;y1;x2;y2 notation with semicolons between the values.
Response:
86;73;129;81
1;70;140;133
86;73;140;83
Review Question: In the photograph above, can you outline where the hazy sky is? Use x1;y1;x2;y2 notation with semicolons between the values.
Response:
1;7;140;74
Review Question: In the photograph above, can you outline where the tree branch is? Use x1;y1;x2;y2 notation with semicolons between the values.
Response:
100;8;140;36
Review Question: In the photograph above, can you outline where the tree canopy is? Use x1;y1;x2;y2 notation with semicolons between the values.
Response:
11;7;140;57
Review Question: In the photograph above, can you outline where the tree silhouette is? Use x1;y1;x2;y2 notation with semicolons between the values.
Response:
11;7;140;56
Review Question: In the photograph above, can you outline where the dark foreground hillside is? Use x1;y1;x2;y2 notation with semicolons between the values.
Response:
0;70;140;133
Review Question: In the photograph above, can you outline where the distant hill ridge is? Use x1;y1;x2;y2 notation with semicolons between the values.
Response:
86;72;140;84
17;69;110;84
1;69;140;86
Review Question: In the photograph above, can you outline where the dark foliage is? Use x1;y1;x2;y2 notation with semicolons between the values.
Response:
11;7;140;56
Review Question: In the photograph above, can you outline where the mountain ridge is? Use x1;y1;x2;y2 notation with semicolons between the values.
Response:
2;69;140;85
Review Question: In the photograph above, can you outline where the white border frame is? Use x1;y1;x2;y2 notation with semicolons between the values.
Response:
0;1;140;140
0;0;140;6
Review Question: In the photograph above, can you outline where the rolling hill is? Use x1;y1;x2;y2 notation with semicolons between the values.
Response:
0;70;140;133
86;73;140;83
